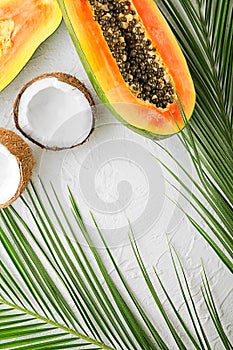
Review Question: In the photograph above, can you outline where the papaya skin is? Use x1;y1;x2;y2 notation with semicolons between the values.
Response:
0;0;62;92
58;0;196;138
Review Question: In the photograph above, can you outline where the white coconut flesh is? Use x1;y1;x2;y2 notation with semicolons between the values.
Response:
0;144;21;205
17;77;94;149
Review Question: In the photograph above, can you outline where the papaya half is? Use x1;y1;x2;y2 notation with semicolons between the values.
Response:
58;0;195;139
0;0;62;92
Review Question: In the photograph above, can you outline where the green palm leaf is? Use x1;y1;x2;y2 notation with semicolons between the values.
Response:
154;0;233;269
0;182;232;349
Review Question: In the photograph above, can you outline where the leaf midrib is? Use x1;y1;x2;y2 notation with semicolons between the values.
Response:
0;299;115;350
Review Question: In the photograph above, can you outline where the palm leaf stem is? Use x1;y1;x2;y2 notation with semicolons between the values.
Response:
0;299;115;350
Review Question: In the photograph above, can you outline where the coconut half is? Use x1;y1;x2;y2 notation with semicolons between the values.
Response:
0;128;34;208
13;72;96;151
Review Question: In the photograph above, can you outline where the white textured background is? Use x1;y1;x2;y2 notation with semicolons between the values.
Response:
0;21;232;349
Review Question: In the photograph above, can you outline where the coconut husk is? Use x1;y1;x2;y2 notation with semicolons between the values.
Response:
13;72;96;151
0;128;34;208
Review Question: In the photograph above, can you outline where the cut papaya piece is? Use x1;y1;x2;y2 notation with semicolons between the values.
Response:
0;0;62;92
58;0;195;139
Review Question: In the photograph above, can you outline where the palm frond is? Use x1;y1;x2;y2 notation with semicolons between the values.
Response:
155;0;233;269
153;144;233;271
0;181;231;349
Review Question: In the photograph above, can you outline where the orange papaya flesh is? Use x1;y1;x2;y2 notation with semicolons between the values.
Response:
0;0;62;92
59;0;195;138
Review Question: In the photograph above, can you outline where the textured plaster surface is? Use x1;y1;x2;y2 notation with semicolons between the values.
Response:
0;21;232;349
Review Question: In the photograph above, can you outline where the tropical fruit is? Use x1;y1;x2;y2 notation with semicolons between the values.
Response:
0;128;34;208
14;72;95;150
57;0;196;139
0;0;62;92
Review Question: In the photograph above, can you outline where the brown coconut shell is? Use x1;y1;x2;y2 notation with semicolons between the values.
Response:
13;72;96;151
0;128;34;208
